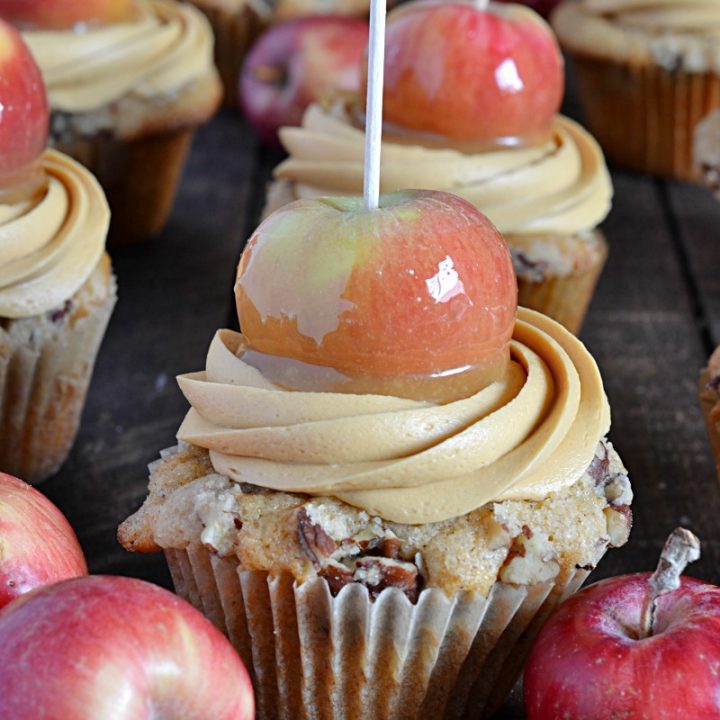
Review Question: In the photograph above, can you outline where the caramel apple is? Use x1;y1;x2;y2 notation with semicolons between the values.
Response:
236;189;517;402
0;0;139;30
0;20;48;202
364;0;564;147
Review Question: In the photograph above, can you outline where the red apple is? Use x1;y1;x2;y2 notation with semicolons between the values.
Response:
525;529;720;719
0;473;87;610
240;16;369;146
366;0;564;146
0;0;139;29
0;576;255;719
236;190;517;401
0;19;48;200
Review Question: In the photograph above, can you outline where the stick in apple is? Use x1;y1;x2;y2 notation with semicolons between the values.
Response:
363;0;386;210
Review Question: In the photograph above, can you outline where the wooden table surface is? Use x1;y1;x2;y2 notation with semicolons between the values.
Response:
41;88;720;718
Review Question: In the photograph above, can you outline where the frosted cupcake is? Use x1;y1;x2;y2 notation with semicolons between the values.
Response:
0;21;116;484
186;0;371;108
7;0;222;245
120;190;632;718
553;0;720;181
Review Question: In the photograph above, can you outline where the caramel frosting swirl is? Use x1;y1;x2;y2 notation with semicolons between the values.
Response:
0;150;109;319
274;103;612;237
553;0;720;70
176;308;610;524
23;0;216;113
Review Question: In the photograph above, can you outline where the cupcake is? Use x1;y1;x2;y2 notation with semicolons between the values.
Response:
6;0;222;245
119;190;632;718
186;0;371;108
0;21;116;484
700;348;720;477
552;0;720;182
264;0;614;334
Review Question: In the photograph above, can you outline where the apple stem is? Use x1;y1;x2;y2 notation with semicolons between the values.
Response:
640;527;701;638
363;0;387;211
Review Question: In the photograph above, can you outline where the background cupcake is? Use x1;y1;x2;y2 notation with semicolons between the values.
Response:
0;20;116;484
552;0;720;181
5;0;222;245
120;190;632;718
264;0;613;334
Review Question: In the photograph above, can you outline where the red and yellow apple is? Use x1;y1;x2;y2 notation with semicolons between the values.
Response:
0;0;138;30
0;576;255;719
0;473;87;610
366;0;564;146
240;16;369;146
236;190;517;400
525;531;720;719
0;19;48;200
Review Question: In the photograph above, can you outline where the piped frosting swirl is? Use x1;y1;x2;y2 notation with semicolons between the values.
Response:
0;150;109;319
273;103;612;237
176;308;610;524
23;0;217;113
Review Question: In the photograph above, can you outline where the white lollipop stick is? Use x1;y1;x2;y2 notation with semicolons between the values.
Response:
363;0;387;210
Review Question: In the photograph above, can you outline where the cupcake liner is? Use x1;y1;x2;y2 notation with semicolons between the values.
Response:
699;368;720;478
0;254;116;485
515;232;608;335
571;53;720;181
189;1;268;109
165;543;590;720
53;128;194;246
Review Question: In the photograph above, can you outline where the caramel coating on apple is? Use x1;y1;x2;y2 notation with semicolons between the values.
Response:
366;0;564;146
236;190;517;397
0;0;139;30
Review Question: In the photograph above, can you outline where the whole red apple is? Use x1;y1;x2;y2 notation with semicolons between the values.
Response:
240;16;369;146
525;529;720;719
236;190;517;401
0;473;87;610
367;0;564;146
0;0;138;29
0;19;48;200
0;576;254;720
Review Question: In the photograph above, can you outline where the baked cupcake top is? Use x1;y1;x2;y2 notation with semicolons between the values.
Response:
271;100;613;240
0;150;109;319
552;0;720;69
23;0;219;116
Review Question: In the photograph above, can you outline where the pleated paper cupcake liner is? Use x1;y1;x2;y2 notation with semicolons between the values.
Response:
165;543;590;720
53;128;194;246
0;254;116;485
516;233;608;335
571;53;720;182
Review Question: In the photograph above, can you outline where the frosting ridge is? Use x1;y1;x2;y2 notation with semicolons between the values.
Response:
0;149;109;318
177;308;610;523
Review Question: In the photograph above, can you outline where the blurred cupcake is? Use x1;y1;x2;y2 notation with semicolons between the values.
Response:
699;348;720;478
0;21;116;484
120;190;632;718
10;0;222;245
553;0;720;181
694;108;720;197
264;1;613;334
186;0;371;108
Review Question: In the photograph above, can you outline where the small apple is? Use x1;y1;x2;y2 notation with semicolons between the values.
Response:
525;528;720;719
0;576;255;719
0;473;87;610
240;16;369;146
236;190;517;400
0;0;139;30
0;19;48;201
365;0;564;146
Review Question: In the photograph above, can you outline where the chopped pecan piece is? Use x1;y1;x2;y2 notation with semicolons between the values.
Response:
297;507;338;567
320;561;354;596
361;536;402;559
48;300;73;324
355;557;422;603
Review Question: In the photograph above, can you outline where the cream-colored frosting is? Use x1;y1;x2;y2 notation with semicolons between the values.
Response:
23;0;216;113
0;150;109;319
176;307;610;524
553;0;720;71
274;103;612;238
